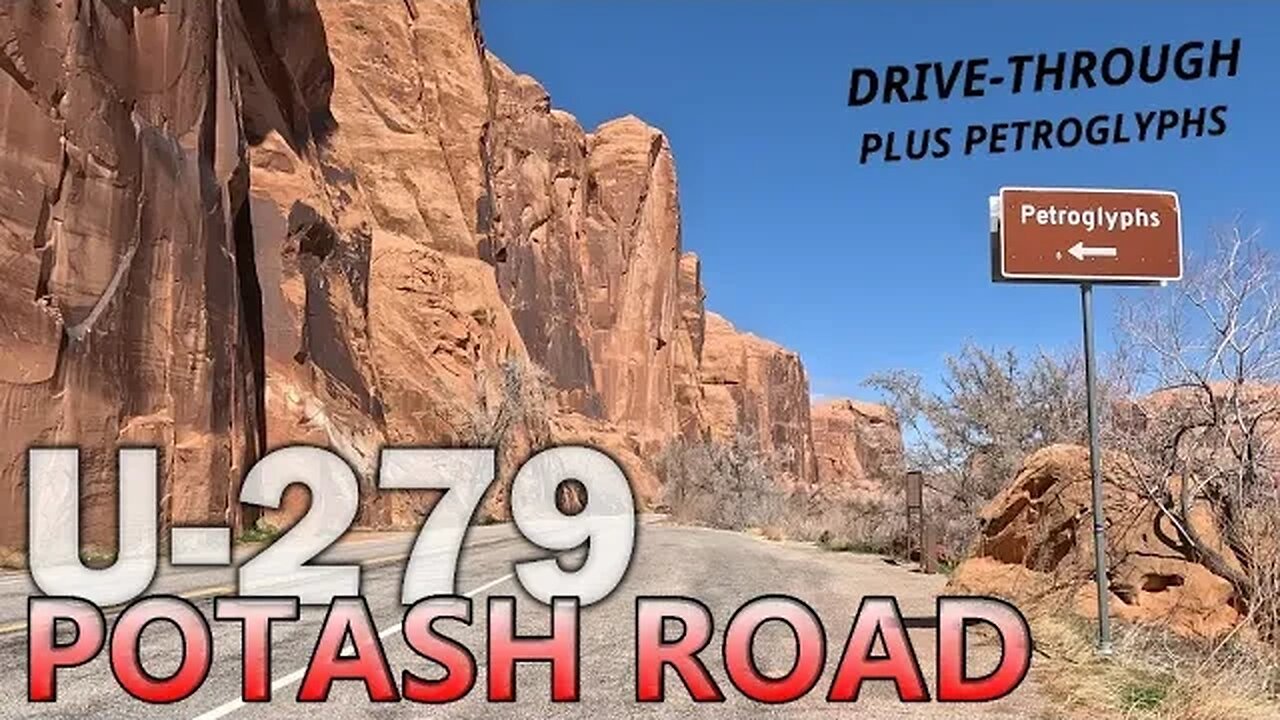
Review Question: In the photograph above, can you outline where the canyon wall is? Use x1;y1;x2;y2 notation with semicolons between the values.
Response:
0;0;896;557
812;398;905;499
0;0;338;558
700;313;817;486
249;0;826;518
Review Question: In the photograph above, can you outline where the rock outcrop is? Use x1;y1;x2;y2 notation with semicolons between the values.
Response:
0;0;857;559
672;252;708;442
948;444;1245;638
699;313;817;486
811;399;904;498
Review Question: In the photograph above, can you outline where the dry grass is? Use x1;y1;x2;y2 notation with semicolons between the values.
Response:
1031;610;1279;720
238;519;282;544
757;525;787;542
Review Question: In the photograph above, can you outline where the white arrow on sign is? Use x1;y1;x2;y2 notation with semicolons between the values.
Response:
1067;240;1118;261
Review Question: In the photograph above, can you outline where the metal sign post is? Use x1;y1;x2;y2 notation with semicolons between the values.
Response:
1080;283;1112;654
990;186;1184;655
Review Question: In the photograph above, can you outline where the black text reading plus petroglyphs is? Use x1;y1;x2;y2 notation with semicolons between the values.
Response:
848;39;1241;164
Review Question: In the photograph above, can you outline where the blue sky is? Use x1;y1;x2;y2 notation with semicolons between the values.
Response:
482;2;1279;401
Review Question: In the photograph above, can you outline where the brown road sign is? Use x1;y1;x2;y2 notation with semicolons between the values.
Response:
906;471;923;511
993;187;1183;284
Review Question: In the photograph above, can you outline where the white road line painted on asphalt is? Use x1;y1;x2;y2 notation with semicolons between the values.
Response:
190;573;515;720
1;534;522;638
0;583;237;637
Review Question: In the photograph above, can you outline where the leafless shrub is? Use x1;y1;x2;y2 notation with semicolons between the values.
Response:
1116;221;1280;650
658;432;784;530
460;356;556;522
1242;501;1280;654
658;433;903;552
865;344;1122;558
463;356;553;447
790;489;906;555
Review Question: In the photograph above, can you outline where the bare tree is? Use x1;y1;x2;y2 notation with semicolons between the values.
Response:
658;431;785;530
460;356;561;521
866;344;1122;556
658;432;904;552
1116;220;1280;644
464;356;553;447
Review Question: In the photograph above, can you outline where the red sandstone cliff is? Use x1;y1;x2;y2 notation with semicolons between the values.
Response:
699;313;817;487
0;0;879;557
248;0;713;523
0;0;335;558
811;398;904;499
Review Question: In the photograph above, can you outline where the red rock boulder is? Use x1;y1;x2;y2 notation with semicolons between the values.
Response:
949;444;1245;638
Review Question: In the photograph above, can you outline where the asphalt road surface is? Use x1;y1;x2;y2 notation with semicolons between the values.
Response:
0;520;1043;718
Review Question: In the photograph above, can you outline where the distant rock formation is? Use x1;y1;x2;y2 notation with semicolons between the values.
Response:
811;399;904;499
698;313;817;487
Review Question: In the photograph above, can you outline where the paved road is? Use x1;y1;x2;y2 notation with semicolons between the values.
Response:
0;521;1042;718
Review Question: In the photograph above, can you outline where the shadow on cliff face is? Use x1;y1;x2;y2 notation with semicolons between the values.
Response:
230;0;345;499
234;190;269;457
237;0;339;150
287;201;377;417
0;0;860;562
232;0;347;444
0;0;353;561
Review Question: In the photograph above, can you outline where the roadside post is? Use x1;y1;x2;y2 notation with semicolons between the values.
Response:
921;522;938;574
906;470;925;568
989;187;1184;655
